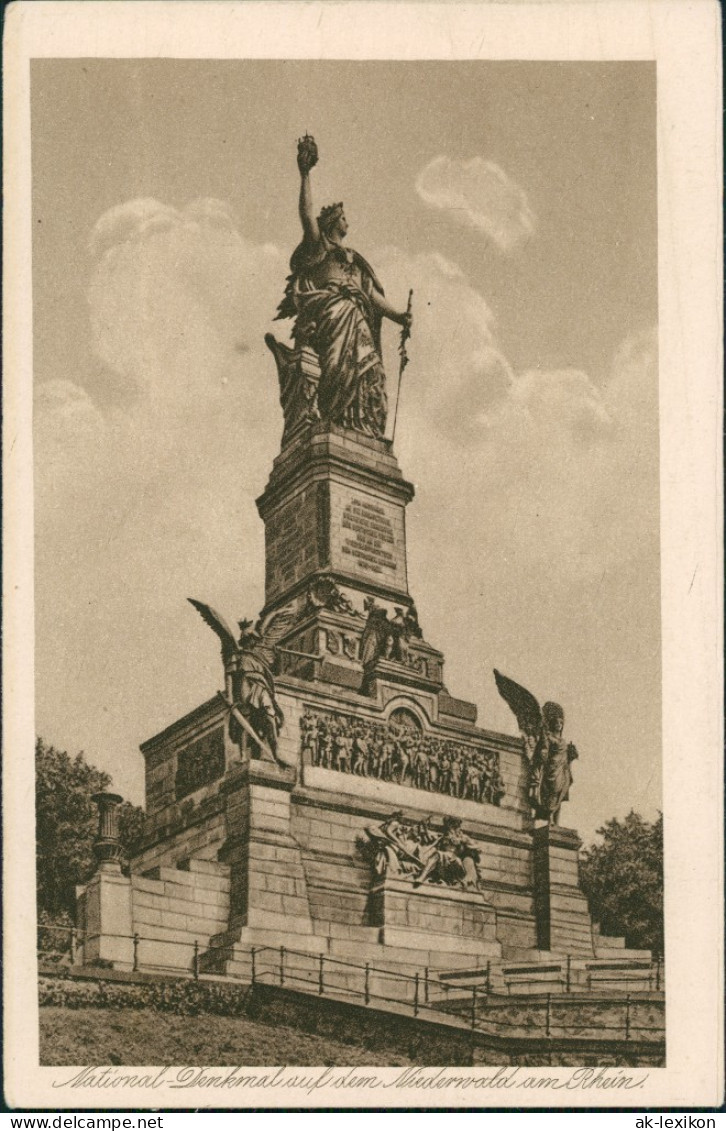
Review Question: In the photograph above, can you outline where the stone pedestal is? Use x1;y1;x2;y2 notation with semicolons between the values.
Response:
362;656;444;697
369;878;502;959
256;423;414;610
532;825;594;956
77;869;134;969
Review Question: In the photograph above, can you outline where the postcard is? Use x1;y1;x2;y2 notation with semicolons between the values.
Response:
3;0;722;1111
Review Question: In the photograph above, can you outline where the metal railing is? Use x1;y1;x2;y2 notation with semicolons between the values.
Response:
38;921;665;1049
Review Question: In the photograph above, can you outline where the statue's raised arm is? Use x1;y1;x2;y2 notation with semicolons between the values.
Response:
267;135;412;442
296;134;320;246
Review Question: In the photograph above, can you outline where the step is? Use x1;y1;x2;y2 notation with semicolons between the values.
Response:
314;921;381;945
594;947;652;961
225;927;332;955
178;858;231;879
148;866;231;894
379;927;502;959
329;935;497;971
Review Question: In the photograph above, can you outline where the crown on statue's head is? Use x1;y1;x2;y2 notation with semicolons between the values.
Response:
318;202;345;232
238;618;260;641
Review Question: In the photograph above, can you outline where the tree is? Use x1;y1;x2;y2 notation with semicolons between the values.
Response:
35;738;145;922
579;810;663;956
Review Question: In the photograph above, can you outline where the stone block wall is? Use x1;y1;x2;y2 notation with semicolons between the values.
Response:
369;880;501;957
256;423;414;609
76;859;231;975
533;825;595;956
131;795;227;877
219;767;314;935
77;870;134;969
130;860;230;972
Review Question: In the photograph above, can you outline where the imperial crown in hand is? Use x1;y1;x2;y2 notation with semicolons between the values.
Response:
297;133;318;172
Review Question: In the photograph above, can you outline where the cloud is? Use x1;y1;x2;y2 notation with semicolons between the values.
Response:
88;197;240;261
375;248;513;441
35;379;105;436
84;197;286;417
415;156;536;251
35;199;290;728
375;249;611;455
370;242;657;597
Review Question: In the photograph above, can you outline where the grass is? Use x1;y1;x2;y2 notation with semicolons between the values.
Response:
40;1007;414;1067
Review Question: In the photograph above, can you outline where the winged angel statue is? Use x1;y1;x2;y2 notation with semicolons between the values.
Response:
494;669;579;825
188;599;296;767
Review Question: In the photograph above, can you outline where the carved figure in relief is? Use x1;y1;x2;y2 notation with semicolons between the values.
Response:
360;597;390;666
300;706;506;806
305;574;360;618
494;669;578;824
413;817;481;890
361;813;482;891
301;709;321;766
352;732;369;776
269;135;412;440
188;598;296;766
360;597;425;669
319;729;333;769
334;728;353;774
364;812;426;879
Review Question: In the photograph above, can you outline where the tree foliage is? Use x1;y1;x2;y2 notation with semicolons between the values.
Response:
36;738;145;920
580;810;663;956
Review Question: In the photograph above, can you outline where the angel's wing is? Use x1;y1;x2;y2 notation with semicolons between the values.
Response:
255;605;298;666
188;598;238;664
493;669;543;739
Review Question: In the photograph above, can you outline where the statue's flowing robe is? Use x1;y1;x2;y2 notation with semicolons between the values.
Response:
276;235;388;437
232;651;281;732
530;735;573;820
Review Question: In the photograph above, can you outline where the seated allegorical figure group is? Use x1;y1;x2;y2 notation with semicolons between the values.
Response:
299;708;505;806
362;812;483;890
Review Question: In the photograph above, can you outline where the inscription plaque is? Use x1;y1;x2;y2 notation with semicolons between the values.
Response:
341;498;397;575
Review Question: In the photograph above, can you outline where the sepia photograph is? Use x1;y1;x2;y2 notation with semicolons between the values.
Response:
3;0;722;1112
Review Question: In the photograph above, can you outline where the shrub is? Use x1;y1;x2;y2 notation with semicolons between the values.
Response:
38;972;252;1018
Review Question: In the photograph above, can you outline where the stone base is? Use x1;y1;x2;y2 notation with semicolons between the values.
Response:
533;825;595;956
76;867;133;969
362;657;443;697
369;878;503;961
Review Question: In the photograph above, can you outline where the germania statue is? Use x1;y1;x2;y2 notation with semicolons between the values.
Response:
266;135;412;441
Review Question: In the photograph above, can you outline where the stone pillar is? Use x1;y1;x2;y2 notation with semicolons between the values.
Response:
77;792;133;968
532;825;595;956
219;760;315;939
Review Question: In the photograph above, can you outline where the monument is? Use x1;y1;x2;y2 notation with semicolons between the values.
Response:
76;138;646;989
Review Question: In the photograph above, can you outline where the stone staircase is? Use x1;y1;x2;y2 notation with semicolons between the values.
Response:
199;913;506;1009
130;858;230;972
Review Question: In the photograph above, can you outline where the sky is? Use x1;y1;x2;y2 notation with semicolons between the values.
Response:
31;59;659;842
